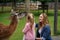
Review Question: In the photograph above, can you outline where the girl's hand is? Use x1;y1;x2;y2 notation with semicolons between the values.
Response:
35;38;42;40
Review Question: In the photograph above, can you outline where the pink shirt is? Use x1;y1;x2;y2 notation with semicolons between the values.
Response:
22;22;35;40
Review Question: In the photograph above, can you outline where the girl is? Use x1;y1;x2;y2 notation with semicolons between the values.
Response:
36;13;52;40
22;13;35;40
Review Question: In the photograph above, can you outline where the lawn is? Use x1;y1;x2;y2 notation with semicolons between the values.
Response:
0;12;60;40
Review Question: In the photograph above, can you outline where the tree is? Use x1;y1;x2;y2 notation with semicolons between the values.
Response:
54;0;58;34
25;0;30;13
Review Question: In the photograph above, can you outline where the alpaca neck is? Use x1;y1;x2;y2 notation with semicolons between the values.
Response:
0;16;18;39
9;16;18;33
9;19;18;28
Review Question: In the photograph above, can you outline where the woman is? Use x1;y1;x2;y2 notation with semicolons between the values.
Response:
22;13;35;40
36;13;52;40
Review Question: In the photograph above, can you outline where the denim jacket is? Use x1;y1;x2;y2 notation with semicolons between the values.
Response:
36;24;52;40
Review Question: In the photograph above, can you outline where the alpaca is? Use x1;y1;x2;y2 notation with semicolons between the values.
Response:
0;13;19;40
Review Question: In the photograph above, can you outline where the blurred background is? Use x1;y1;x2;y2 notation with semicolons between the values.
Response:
0;0;60;40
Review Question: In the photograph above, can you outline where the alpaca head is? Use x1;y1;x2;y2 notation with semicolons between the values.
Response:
10;9;26;20
10;12;20;21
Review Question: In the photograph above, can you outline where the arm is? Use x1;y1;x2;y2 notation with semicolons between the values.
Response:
41;26;51;40
22;23;30;34
35;38;42;40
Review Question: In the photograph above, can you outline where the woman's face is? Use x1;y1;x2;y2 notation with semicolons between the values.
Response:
39;14;44;22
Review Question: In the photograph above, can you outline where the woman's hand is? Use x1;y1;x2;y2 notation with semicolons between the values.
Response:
35;38;42;40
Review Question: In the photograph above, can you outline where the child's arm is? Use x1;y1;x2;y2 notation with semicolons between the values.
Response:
22;23;30;34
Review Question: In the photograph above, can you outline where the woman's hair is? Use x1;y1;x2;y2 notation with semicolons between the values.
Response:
26;13;34;29
39;13;49;28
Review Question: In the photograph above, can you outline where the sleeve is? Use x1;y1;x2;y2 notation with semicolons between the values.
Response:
22;24;30;34
42;26;51;40
41;37;45;40
35;23;38;28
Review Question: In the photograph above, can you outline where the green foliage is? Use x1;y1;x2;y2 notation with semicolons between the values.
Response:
0;0;60;3
38;0;54;2
31;0;54;2
0;0;18;3
18;0;25;2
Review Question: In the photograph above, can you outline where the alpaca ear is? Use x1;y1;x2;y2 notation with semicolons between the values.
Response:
11;9;13;12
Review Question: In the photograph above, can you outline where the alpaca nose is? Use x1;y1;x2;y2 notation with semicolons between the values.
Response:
15;13;19;16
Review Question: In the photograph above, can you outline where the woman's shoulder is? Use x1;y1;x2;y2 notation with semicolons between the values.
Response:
45;24;50;27
44;24;50;30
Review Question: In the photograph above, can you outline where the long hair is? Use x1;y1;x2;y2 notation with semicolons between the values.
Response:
26;13;34;29
39;13;49;28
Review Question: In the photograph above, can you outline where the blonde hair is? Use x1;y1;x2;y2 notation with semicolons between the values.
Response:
42;13;49;24
26;13;34;29
39;13;49;28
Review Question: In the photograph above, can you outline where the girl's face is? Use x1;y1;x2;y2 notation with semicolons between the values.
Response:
39;14;44;22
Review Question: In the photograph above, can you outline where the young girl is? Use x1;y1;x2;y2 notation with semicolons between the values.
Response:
22;13;35;40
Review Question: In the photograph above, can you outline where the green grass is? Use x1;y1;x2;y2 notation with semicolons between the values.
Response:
0;12;60;40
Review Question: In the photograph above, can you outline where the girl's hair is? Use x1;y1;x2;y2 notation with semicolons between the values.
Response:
39;13;49;28
26;13;34;29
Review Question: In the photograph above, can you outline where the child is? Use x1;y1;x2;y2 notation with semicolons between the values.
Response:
22;13;35;40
